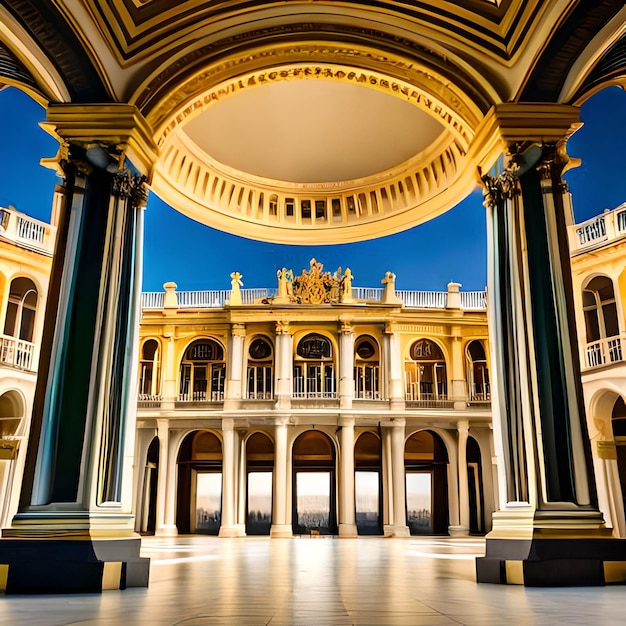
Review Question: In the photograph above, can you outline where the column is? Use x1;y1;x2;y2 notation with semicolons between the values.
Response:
219;419;238;537
450;328;466;409
475;103;626;586
339;321;354;409
383;323;404;410
338;418;357;536
456;421;470;535
0;104;157;593
160;329;177;408
270;421;292;537
274;321;292;410
224;323;245;409
390;421;409;537
155;420;177;536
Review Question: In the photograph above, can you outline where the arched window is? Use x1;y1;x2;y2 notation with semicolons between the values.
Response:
293;333;335;398
354;336;380;400
179;339;225;402
404;339;447;402
3;277;37;342
247;337;273;400
139;339;160;399
466;340;490;402
583;276;621;366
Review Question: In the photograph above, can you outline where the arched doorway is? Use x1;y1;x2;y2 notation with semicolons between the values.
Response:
246;432;274;535
404;430;449;535
612;397;626;517
405;339;447;403
139;437;159;534
293;334;336;398
467;436;485;535
179;339;225;402
466;340;490;402
176;431;223;534
354;431;383;535
0;390;24;525
139;339;160;400
583;276;621;367
292;430;337;535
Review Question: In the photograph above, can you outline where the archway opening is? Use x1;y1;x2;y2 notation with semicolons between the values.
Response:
292;430;337;535
176;431;223;534
246;432;274;535
467;436;485;535
404;430;449;535
354;431;383;535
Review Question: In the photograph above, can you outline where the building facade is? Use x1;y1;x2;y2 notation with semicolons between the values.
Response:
570;203;626;539
134;263;493;539
0;203;56;527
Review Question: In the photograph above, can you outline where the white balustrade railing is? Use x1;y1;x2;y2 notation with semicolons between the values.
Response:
569;203;626;253
17;215;46;245
140;287;486;310
397;290;447;308
177;391;224;402
0;335;35;370
460;291;487;310
353;287;383;301
584;335;626;368
141;292;165;309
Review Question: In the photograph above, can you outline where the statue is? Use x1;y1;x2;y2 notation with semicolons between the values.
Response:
340;267;354;303
229;271;243;305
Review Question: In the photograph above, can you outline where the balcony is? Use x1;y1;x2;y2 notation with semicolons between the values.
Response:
584;335;626;369
569;203;626;254
0;335;36;371
0;206;55;256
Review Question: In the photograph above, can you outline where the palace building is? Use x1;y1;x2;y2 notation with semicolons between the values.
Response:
134;262;493;539
0;0;624;592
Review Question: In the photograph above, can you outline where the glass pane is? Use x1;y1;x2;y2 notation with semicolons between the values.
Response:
355;471;380;534
406;472;432;534
247;471;272;535
195;473;222;534
296;471;330;533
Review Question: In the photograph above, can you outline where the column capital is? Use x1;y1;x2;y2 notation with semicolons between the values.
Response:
384;322;396;334
339;321;354;335
275;320;290;335
43;103;158;177
471;102;581;174
231;323;246;337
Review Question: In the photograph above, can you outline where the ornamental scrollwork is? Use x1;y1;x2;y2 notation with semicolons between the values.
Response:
112;170;149;208
481;163;520;210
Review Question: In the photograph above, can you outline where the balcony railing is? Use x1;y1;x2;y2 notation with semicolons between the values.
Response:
468;383;491;402
584;335;626;369
569;203;626;253
178;391;224;402
0;335;35;371
397;290;447;308
292;377;337;399
0;206;54;255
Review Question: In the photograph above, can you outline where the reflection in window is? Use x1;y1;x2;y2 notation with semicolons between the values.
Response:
139;339;160;399
3;277;37;342
294;334;336;398
404;339;447;402
195;473;222;534
406;473;432;533
179;339;225;401
247;337;273;399
354;336;380;399
466;340;489;402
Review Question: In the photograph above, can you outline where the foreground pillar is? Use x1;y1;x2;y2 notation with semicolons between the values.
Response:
338;418;357;536
475;104;626;585
0;105;156;593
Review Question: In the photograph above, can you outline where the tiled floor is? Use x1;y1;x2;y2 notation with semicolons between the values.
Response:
0;535;625;625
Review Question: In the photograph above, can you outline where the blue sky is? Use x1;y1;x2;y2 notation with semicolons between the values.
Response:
1;86;625;293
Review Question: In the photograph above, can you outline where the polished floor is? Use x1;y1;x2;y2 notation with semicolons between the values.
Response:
0;535;625;625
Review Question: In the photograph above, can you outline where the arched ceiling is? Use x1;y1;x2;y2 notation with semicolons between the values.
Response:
0;0;624;243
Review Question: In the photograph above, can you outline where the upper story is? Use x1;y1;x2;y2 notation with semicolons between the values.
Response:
138;259;490;420
569;203;626;376
0;203;56;375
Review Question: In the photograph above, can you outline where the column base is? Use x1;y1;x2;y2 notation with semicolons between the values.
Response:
390;525;411;538
448;525;469;537
218;524;245;538
0;536;149;593
155;524;179;537
270;524;293;538
476;536;626;586
338;523;358;537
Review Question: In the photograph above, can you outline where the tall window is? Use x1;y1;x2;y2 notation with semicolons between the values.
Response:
139;339;160;399
404;339;447;402
3;277;37;342
293;333;336;398
583;276;621;366
179;339;225;401
466;340;490;401
247;337;273;399
354;335;380;399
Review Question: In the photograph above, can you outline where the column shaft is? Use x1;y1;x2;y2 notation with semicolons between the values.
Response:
339;420;357;536
271;422;292;537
